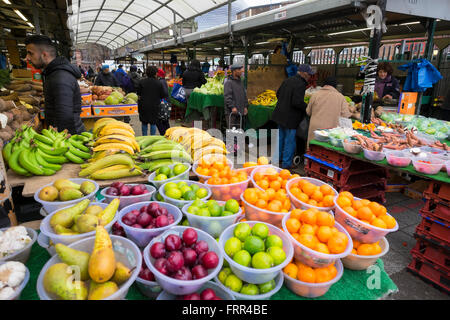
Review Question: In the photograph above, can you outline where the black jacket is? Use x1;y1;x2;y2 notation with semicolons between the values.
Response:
42;56;85;134
159;78;169;98
224;76;248;115
129;71;141;92
137;77;166;124
94;71;120;87
377;75;400;100
182;69;206;89
271;74;308;129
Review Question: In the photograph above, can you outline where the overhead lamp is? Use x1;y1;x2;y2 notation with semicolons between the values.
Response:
27;22;34;28
3;0;11;4
255;41;270;45
328;27;371;36
14;9;28;22
399;21;420;26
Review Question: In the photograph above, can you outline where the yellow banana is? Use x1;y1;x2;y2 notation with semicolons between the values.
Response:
93;164;133;175
93;118;118;136
93;143;135;155
97;128;136;140
94;135;139;152
99;122;135;136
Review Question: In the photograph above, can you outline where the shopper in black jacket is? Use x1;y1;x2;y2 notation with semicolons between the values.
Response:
25;35;85;134
95;65;120;87
182;59;207;101
271;64;314;169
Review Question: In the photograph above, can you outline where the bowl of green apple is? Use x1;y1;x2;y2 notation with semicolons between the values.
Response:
148;163;192;190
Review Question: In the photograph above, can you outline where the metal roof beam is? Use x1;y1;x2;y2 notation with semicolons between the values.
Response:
86;0;107;41
77;19;145;39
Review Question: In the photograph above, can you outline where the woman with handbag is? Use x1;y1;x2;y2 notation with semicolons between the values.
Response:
137;66;166;136
156;69;171;135
306;76;351;146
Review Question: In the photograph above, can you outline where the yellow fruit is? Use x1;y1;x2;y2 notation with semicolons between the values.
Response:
88;226;116;283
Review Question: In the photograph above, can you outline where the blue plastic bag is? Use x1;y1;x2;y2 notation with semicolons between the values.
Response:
171;83;187;104
398;59;442;92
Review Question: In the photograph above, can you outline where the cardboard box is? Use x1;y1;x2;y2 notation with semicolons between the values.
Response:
12;69;32;79
80;106;92;117
91;104;138;117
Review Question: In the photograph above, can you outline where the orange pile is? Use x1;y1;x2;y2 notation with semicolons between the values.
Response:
351;239;383;256
285;208;349;254
288;179;336;208
284;259;338;283
253;167;299;191
243;188;291;212
207;167;248;185
336;191;397;230
243;156;269;168
195;155;231;177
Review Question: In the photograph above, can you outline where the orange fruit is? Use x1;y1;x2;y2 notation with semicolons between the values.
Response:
291;233;301;242
373;243;382;255
299;224;315;235
308;199;318;207
327;234;347;254
253;171;263;181
281;179;288;189
317;226;333;243
290;187;301;198
380;215;397;229
311;190;324;202
244;189;258;204
229;177;239;184
286;218;301;233
283;198;291;210
258;190;270;202
300;209;317;225
265;188;276;200
291;209;303;221
378;206;387;216
371;218;387;229
257;156;269;165
280;169;291;180
297;193;309;203
270;180;281;191
351;248;357;254
328;264;337;279
297;265;316;283
322;195;335;207
257;179;269;190
213;162;224;171
368;202;382;216
360;199;371;206
352;200;364;211
315;243;330;254
352;239;361;249
290;174;300;179
315;267;332;283
357;243;374;256
330;227;339;236
316;211;335;227
267;201;282;212
337;196;352;208
339;191;354;201
255;199;267;209
357;207;373;221
343;206;357;217
297;179;307;189
302;183;317;197
283;263;298;279
298;233;318;249
320;184;334;196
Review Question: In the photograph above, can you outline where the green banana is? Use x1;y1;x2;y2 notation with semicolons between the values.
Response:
81;132;93;139
8;148;31;176
2;142;14;163
69;137;90;153
19;149;44;175
89;167;143;180
139;150;192;162
151;139;177;146
72;135;89;143
41;129;57;140
36;149;67;164
53;137;64;148
34;134;54;146
79;154;135;177
65;151;84;164
35;149;62;171
80;163;90;169
139;160;182;172
34;140;69;156
68;145;91;160
138;136;166;149
141;143;184;154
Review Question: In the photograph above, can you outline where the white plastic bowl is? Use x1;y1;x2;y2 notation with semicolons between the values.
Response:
286;177;338;212
159;180;212;209
148;163;191;190
181;201;242;238
205;178;250;201
214;271;283;300
343;140;362;154
240;193;289;229
0;262;30;300
342;237;389;270
36;235;142;300
363;148;385;161
218;221;294;285
37;232;56;256
144;226;223;296
235;167;256;187
0;227;37;264
100;184;156;211
283;259;343;298
250;165;282;191
192;155;234;183
412;157;444;175
333;196;399;244
281;212;352;268
118;201;183;248
34;178;99;214
446;160;450;176
157;281;236;300
313;130;330;142
135;276;163;299
40;202;118;247
384;150;412;167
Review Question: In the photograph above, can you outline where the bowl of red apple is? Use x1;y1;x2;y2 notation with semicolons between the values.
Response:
157;281;235;300
135;250;163;299
144;226;223;296
101;182;156;210
117;201;183;247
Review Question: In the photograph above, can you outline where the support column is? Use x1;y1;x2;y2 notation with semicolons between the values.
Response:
242;35;249;89
31;0;41;34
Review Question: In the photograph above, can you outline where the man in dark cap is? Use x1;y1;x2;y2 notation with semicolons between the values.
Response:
95;64;120;87
271;64;315;169
224;63;248;129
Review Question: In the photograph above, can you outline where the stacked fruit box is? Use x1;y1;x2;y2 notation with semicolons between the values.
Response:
305;145;388;204
408;180;450;293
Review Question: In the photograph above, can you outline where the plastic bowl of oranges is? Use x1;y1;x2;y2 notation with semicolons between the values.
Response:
251;165;299;192
205;169;250;201
283;259;343;298
241;188;292;228
333;192;398;243
238;157;271;179
286;177;338;211
192;154;234;183
342;237;389;270
282;208;353;268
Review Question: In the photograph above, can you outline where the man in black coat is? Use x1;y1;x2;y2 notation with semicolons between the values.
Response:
25;35;85;134
271;64;315;169
95;65;120;87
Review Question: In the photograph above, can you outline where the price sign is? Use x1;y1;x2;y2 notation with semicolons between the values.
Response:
339;117;353;129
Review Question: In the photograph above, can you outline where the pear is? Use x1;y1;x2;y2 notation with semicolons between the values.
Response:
98;198;120;226
54;225;80;235
111;262;133;285
88;281;118;300
53;179;81;191
55;243;90;281
59;187;84;202
85;205;104;216
43;263;88;300
71;223;80;233
50;199;91;228
39;186;59;202
76;214;99;233
88;226;116;283
80;181;96;196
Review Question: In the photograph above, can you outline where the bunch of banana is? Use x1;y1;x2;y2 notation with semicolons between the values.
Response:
250;89;277;107
165;127;227;162
90;118;139;156
79;153;143;180
2;125;93;176
135;135;192;172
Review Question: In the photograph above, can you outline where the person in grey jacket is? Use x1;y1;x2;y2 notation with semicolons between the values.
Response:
128;65;141;92
224;63;248;129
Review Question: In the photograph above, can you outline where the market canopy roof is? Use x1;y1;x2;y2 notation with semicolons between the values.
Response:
67;0;233;50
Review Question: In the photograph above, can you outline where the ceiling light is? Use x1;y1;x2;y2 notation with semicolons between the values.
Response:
3;0;11;4
14;9;28;22
328;27;371;36
27;22;34;28
255;41;269;45
399;21;420;26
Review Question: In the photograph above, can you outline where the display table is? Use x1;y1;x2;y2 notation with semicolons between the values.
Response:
185;92;224;129
247;104;275;129
20;236;397;300
168;86;187;109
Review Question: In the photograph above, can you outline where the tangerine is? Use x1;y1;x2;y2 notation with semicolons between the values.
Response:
299;224;315;235
297;193;309;203
327;234;347;254
308;199;318;207
320;184;334;196
257;156;269;165
301;209;317;225
298;233;317;249
244;189;258;204
291;209;303;220
380;215;396;229
322;195;335;207
352;200;364;211
280;169;291;180
315;267;332;283
317;226;333;243
357;207;374;221
291;233;301;243
343;206;357;217
311;190;324;202
302;183;317;197
371;218;387;229
255;199;267;209
339;191;354;201
357;244;374;256
315;243;330;254
316;211;335;227
270;180;281;191
286;218;301;233
337;196;352;208
283;263;298;279
297;266;316;283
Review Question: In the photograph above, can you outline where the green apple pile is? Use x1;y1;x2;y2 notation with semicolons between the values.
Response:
218;267;276;295
186;199;240;217
163;181;209;201
154;164;188;181
224;223;286;269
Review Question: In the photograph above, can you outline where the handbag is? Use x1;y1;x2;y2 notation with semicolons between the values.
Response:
171;83;186;103
296;115;310;139
157;99;171;121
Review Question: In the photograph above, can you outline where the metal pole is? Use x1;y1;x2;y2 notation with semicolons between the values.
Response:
31;0;41;34
243;35;249;89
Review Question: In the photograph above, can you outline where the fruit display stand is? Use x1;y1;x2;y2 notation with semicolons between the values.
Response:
247;104;275;129
185;91;224;129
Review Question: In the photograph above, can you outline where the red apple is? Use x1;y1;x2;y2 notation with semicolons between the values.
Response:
165;234;182;251
182;248;197;267
150;242;166;259
131;224;143;229
201;251;219;269
105;187;119;196
139;205;148;214
154;258;169;275
122;212;137;226
111;182;124;190
147;202;160;217
119;185;131;196
129;209;140;216
182;228;198;246
167;251;184;273
174;266;192;281
155;215;169;228
191;265;208;279
201;288;216;300
137;212;152;227
194;240;209;255
183;293;201;300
